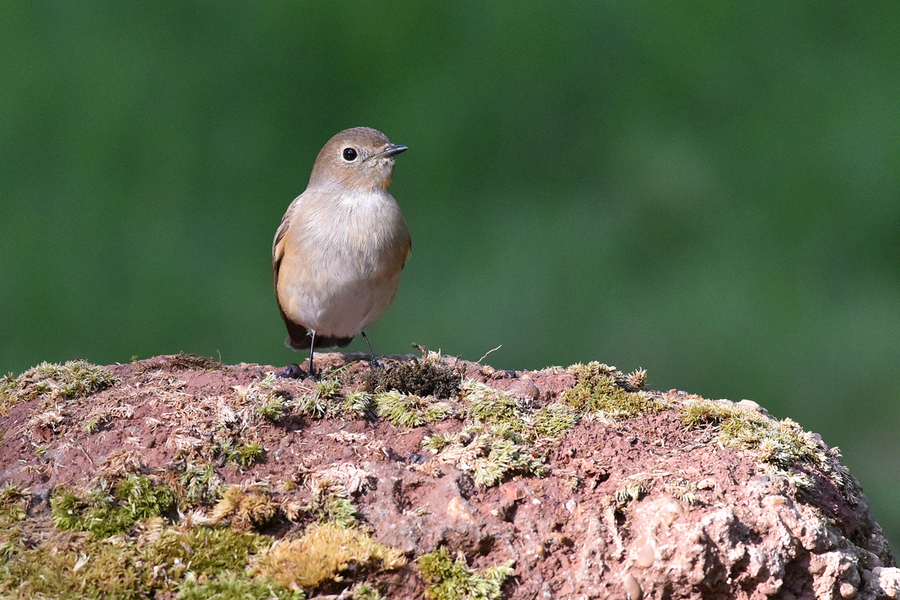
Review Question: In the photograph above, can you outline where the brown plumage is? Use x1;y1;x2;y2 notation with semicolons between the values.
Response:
273;127;411;377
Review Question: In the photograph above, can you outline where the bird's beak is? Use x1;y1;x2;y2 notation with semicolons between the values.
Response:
382;144;408;158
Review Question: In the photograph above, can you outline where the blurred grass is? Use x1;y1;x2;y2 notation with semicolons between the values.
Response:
1;1;898;549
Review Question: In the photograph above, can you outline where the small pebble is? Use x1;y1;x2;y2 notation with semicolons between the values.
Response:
839;582;857;599
623;574;643;600
634;536;655;568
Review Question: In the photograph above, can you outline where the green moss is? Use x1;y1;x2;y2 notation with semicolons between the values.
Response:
210;484;279;531
118;474;175;520
0;360;117;416
681;400;823;473
351;583;386;600
561;362;664;419
0;520;277;600
178;462;222;505
259;523;407;592
316;378;342;400
257;396;287;421
51;475;174;538
216;439;266;467
83;417;102;433
375;390;454;427
292;374;348;418
462;380;525;432
0;534;145;600
422;433;450;453
342;391;375;418
475;436;547;488
679;397;862;502
0;483;28;526
424;424;547;488
143;526;271;582
417;546;514;600
306;477;362;527
176;572;304;600
532;402;580;438
615;472;655;504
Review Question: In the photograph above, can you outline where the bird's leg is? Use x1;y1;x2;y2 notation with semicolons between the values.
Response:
361;331;382;370
277;331;317;379
307;331;318;379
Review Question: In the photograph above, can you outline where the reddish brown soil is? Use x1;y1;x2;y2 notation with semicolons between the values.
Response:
0;352;896;599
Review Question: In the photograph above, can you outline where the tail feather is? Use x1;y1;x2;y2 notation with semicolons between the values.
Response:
279;309;354;350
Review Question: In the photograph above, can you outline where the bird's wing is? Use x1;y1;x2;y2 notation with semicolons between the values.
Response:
272;201;295;290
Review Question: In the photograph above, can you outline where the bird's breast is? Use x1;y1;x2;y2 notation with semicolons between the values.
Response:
276;189;410;336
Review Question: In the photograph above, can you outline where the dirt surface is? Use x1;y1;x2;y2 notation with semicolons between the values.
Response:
1;352;898;599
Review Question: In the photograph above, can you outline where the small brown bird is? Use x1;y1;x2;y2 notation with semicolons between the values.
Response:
273;127;411;378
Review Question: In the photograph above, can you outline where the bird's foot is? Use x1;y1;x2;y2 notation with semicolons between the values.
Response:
277;363;311;379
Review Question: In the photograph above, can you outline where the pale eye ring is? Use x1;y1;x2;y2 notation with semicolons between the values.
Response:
342;147;359;162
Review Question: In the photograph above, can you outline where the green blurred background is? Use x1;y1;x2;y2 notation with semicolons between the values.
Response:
2;3;898;548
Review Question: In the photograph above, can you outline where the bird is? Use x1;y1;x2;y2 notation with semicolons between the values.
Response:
272;127;411;378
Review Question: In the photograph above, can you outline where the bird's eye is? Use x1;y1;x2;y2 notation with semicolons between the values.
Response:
342;147;358;162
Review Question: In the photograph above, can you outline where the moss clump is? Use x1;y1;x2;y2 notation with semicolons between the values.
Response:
177;462;222;506
258;523;407;591
216;438;266;467
306;478;359;527
424;424;547;488
532;402;580;438
0;360;117;416
257;396;287;421
462;380;525;432
0;521;275;599
681;399;822;473
176;572;304;600
361;351;461;399
460;380;579;442
0;483;28;526
561;362;664;419
375;390;454;427
341;390;376;418
475;436;547;487
155;352;223;372
680;398;859;500
416;546;514;600
142;526;271;583
1;533;144;599
51;475;174;538
210;484;279;531
291;374;376;420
